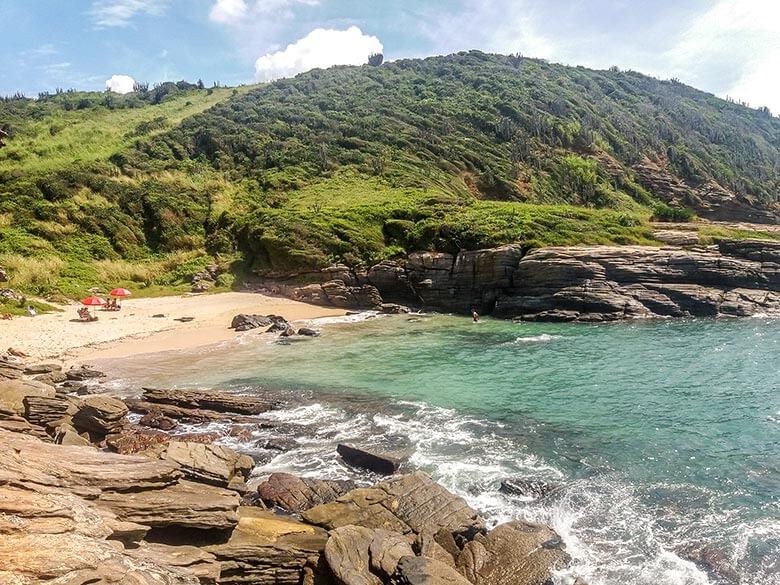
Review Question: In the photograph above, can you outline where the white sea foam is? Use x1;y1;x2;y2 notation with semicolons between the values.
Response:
513;333;562;344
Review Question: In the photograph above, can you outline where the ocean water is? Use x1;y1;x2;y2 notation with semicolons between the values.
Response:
105;314;780;585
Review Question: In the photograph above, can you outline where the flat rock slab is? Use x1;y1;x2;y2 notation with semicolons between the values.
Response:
303;472;484;541
162;441;254;489
457;521;570;585
23;363;62;375
257;472;356;513
71;394;128;434
143;387;278;415
325;525;383;585
337;443;403;475
205;507;328;585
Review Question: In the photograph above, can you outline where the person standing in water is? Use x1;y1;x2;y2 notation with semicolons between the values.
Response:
472;307;480;322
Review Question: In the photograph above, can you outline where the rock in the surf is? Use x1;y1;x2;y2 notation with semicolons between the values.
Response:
390;555;472;585
297;326;319;336
325;525;383;585
230;313;273;331
139;411;178;430
142;387;277;415
456;520;570;585
498;478;560;501
303;472;484;541
337;443;403;475
257;472;356;513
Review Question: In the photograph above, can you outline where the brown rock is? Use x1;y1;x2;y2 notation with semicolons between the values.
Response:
390;556;472;585
325;525;383;585
72;394;128;434
303;472;484;541
456;521;570;585
142;387;277;415
126;542;221;584
205;507;328;585
23;394;79;428
257;472;356;513
0;379;55;414
162;441;254;489
140;411;178;430
369;530;416;579
24;363;62;375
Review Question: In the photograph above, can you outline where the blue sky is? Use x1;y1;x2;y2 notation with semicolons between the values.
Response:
2;0;778;112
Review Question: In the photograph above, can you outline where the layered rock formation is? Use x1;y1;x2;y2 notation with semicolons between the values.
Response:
289;239;780;321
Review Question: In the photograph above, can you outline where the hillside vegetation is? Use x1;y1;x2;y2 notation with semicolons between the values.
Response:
1;52;779;298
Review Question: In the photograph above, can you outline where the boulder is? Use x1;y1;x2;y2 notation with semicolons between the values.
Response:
325;525;383;585
34;371;67;385
303;472;484;542
380;303;411;314
390;556;472;585
297;326;320;336
261;437;300;451
0;378;55;414
192;281;211;293
456;521;570;585
162;441;254;490
142;387;277;415
71;394;128;434
205;507;328;585
498;478;560;501
231;313;273;331
279;324;297;337
0;266;6;282
369;530;416;579
257;472;356;513
337;443;403;475
23;363;62;375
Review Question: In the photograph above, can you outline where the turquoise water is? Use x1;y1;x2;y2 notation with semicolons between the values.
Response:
107;315;780;585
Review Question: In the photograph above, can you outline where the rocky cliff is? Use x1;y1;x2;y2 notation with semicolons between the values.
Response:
290;239;780;321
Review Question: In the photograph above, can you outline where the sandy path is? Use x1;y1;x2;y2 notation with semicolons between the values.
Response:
0;292;345;365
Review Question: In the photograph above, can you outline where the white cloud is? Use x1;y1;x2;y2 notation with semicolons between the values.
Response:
89;0;168;28
254;26;382;82
667;0;780;112
105;74;136;94
210;0;318;25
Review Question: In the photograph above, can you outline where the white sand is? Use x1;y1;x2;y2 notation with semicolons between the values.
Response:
0;292;345;365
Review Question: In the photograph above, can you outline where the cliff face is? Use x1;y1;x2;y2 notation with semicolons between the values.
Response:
291;240;780;321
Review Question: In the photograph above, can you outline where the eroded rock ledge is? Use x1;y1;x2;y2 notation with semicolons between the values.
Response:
288;239;780;321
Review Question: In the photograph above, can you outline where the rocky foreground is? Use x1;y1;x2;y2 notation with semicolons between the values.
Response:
286;239;780;321
0;355;582;585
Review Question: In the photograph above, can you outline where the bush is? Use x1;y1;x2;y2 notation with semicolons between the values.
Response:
651;203;695;222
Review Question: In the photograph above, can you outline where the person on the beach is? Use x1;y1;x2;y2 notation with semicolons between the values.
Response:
26;305;37;317
472;307;480;322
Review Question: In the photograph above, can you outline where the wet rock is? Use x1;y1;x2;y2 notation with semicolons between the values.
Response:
456;521;570;585
682;545;740;584
66;365;106;381
498;478;560;501
126;398;233;423
105;425;222;455
257;472;356;513
0;378;56;414
142;387;277;415
297;326;320;336
140;411;178;430
337;443;403;475
325;525;383;585
230;313;273;331
303;472;484;541
71;395;128;435
205;507;328;585
261;437;300;451
390;555;472;585
279;324;297;337
161;441;254;490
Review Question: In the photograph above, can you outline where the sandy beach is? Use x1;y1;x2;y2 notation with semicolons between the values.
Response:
0;292;345;365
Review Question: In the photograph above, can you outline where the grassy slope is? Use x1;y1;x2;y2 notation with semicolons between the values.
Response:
1;52;779;299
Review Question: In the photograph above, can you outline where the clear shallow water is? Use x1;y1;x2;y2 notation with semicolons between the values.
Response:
106;315;780;585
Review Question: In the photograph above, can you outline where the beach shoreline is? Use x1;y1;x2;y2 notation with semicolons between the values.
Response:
0;291;346;367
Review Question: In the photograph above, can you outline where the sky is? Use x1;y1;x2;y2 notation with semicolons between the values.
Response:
1;0;778;113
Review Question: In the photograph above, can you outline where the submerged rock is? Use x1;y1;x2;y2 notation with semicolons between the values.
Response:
142;387;277;415
498;478;560;501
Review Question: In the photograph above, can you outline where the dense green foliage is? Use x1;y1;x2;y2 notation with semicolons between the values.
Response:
1;52;779;296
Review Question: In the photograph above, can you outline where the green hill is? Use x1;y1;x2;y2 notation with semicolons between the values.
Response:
1;51;779;299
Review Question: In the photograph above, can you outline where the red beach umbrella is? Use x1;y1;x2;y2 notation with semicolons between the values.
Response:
81;296;106;306
109;288;132;297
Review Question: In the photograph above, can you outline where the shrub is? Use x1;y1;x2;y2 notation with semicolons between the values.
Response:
651;203;695;222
